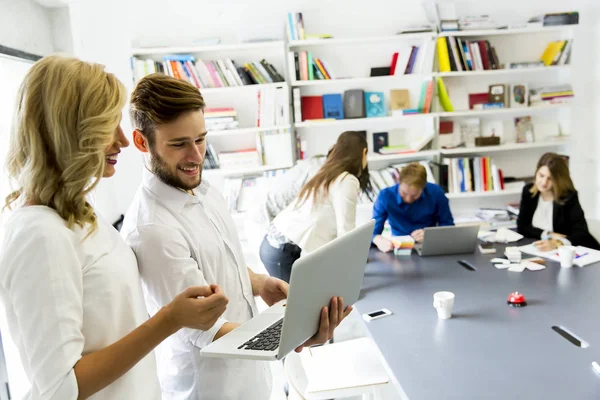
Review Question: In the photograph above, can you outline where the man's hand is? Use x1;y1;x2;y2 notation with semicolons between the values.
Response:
411;229;424;243
534;239;561;251
295;297;352;353
258;276;289;306
551;232;567;240
373;235;394;253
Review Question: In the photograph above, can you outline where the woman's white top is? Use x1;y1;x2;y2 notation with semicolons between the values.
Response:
532;195;554;234
0;206;160;400
273;172;360;253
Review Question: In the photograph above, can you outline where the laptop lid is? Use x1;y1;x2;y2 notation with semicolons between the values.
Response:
419;225;479;256
276;219;375;358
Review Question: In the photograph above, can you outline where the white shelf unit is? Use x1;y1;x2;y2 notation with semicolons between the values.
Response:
434;65;570;78
439;139;568;155
444;188;523;199
203;163;294;178
209;124;291;138
287;33;436;47
438;25;577;37
131;41;296;190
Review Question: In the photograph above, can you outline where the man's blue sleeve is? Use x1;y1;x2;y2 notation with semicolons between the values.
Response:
435;187;454;226
372;191;388;238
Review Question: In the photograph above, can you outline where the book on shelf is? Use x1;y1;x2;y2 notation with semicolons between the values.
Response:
529;84;574;106
131;55;284;89
203;143;220;170
256;86;289;127
434;156;519;195
290;51;335;81
437;37;500;72
540;40;573;66
287;12;307;41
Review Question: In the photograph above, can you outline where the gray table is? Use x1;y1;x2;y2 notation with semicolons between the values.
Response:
355;243;600;399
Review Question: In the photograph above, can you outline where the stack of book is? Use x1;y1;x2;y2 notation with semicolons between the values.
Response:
391;236;415;256
437;37;500;72
205;108;238;131
540;40;573;66
458;15;499;31
290;51;335;81
530;84;574;106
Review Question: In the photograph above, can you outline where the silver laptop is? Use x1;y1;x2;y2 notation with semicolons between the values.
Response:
415;225;479;256
200;219;375;361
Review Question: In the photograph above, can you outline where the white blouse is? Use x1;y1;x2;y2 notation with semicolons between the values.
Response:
0;206;160;400
532;195;554;234
273;172;360;253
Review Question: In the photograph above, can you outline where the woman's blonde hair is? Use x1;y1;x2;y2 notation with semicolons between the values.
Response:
4;55;126;233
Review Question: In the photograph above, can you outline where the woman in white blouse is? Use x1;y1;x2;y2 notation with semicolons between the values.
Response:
0;55;228;399
259;131;370;282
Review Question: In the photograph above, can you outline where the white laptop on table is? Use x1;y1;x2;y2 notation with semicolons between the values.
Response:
415;225;479;256
200;219;375;361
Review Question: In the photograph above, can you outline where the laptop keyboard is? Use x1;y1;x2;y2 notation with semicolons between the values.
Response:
237;318;283;351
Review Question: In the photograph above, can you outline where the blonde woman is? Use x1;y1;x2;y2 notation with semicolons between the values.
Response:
0;55;228;399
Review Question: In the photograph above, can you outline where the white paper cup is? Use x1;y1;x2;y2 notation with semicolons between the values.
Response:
504;249;522;263
558;246;576;268
433;291;455;320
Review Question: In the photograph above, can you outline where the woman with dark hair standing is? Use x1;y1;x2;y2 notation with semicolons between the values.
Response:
517;152;600;251
259;131;370;282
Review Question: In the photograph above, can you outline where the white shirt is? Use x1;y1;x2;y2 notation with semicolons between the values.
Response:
0;206;160;400
121;168;271;400
532;195;554;234
273;172;360;253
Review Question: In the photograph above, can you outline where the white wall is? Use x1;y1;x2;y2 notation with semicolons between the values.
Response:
0;0;54;55
46;0;597;220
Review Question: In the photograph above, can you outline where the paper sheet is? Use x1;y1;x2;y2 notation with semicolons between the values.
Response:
519;244;600;267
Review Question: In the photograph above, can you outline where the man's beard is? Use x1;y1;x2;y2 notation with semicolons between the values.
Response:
150;149;203;191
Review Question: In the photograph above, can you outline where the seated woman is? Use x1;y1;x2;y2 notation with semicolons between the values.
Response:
517;152;600;250
259;131;370;282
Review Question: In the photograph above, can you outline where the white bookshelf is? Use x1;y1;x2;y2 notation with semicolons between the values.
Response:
287;33;435;47
445;188;523;199
291;74;428;87
367;149;439;163
203;163;294;178
437;103;570;118
438;25;577;37
439;139;568;155
199;82;287;94
434;65;570;78
132;41;285;56
130;20;577;218
209;124;291;138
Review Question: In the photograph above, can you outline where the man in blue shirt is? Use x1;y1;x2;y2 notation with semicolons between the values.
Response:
372;162;454;252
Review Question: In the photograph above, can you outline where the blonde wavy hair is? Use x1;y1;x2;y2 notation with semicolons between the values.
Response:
4;55;126;233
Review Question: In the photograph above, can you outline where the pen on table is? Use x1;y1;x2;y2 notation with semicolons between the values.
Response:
575;252;589;259
592;361;600;375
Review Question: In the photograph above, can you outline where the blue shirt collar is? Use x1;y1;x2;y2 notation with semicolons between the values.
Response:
395;183;428;205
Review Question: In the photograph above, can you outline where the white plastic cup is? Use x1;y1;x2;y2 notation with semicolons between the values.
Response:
433;291;455;320
558;246;576;268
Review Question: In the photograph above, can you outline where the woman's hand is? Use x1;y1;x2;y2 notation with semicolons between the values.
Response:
533;239;562;252
165;285;229;331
